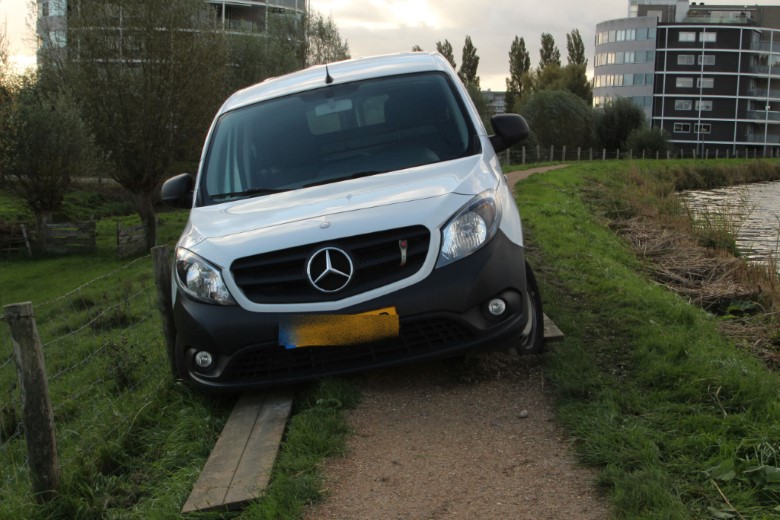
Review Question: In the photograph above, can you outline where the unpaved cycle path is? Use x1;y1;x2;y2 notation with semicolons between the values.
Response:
304;165;611;519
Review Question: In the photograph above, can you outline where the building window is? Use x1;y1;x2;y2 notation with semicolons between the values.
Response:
41;0;49;17
679;32;696;42
694;123;712;134
697;77;714;88
698;54;716;66
50;0;66;16
700;32;717;43
676;77;694;88
674;123;691;133
678;55;695;65
675;99;693;110
696;100;713;111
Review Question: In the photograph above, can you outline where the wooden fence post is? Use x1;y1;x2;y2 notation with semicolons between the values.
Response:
522;146;526;164
549;145;554;162
151;246;177;371
602;148;606;161
4;302;60;502
562;145;567;162
577;147;581;161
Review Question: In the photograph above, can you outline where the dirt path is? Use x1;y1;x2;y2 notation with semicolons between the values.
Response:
304;164;611;519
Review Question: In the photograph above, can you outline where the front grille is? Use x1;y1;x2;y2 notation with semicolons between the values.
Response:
231;226;430;304
223;317;475;382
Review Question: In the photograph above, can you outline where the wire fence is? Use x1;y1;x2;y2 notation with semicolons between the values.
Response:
0;253;167;472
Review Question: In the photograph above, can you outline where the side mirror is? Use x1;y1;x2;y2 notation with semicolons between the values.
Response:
489;113;530;153
161;173;195;208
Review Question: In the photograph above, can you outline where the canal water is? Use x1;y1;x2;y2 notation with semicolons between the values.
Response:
680;180;780;266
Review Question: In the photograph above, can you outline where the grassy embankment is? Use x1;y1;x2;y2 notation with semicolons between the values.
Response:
515;159;780;519
2;160;780;518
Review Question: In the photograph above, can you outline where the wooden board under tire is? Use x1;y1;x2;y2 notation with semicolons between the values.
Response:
543;314;565;342
181;389;293;514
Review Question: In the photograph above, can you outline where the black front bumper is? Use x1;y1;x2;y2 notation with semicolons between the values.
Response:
172;231;530;391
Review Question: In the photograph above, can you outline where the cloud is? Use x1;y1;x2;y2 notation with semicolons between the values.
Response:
311;0;618;89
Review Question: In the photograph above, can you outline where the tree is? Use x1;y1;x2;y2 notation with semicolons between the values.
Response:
566;29;587;67
595;97;647;151
625;127;670;155
505;36;531;113
0;74;98;252
539;33;561;70
436;39;457;69
458;35;480;88
0;23;8;84
412;44;423;52
556;64;592;104
46;0;230;249
226;13;306;91
524;63;592;105
519;89;593;150
305;11;350;67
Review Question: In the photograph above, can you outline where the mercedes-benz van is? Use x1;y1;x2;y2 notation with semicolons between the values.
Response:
161;52;542;392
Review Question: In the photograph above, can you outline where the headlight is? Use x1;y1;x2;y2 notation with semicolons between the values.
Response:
437;190;501;268
175;248;236;305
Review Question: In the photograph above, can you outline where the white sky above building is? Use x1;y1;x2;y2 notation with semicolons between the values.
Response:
4;0;780;87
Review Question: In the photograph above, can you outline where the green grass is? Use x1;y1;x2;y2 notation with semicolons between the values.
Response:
0;188;360;519
515;160;780;519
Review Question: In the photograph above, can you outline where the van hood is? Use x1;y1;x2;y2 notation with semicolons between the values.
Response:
182;155;497;245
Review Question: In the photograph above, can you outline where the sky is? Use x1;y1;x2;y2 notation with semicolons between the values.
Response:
4;0;780;87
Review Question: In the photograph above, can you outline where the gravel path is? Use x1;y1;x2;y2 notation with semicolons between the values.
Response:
304;165;610;519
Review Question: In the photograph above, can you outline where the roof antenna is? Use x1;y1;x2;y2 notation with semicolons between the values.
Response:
325;64;334;85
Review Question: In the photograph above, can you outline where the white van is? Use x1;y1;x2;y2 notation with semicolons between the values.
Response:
161;52;542;392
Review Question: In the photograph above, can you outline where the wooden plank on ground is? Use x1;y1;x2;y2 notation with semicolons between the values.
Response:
182;389;293;514
543;313;565;342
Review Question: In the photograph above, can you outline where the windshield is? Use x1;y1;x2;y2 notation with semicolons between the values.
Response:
199;72;479;205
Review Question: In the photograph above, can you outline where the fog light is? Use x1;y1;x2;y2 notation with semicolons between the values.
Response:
488;298;507;316
194;351;213;369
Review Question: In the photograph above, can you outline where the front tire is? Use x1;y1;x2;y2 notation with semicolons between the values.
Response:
518;260;544;354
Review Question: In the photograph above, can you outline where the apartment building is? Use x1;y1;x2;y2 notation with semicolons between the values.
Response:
594;0;780;155
38;0;308;52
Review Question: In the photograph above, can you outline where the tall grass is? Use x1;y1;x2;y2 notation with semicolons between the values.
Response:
515;160;780;518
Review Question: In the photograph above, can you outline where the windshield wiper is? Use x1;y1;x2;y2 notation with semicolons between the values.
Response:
303;170;385;189
210;187;290;201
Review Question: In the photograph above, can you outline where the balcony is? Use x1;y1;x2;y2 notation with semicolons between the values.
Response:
745;110;780;121
747;88;780;98
682;14;754;25
745;134;780;143
751;41;780;53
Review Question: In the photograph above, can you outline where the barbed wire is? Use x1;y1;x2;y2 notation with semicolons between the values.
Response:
42;287;151;350
49;312;154;383
0;253;152;323
0;250;167;468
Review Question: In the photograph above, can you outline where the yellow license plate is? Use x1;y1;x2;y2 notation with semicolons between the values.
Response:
279;307;399;349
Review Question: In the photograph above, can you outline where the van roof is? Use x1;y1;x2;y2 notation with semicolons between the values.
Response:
220;52;456;114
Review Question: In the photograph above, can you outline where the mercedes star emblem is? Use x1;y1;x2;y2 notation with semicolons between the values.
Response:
306;247;354;293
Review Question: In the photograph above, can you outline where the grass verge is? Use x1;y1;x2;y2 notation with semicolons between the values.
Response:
515;160;780;519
